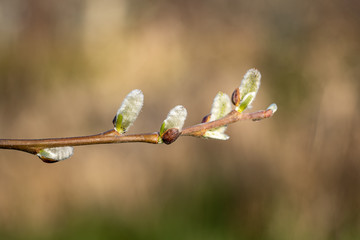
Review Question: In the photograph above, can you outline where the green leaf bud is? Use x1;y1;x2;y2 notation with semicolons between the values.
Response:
237;92;256;113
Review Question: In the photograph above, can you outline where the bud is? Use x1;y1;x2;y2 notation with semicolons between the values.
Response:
201;114;212;123
37;146;74;163
113;89;144;134
159;105;187;143
267;103;278;113
231;88;240;106
235;68;261;112
161;128;181;145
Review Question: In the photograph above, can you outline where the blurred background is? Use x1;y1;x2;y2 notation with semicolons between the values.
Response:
0;0;359;239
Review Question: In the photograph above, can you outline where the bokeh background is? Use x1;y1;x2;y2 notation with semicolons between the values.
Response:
1;0;359;239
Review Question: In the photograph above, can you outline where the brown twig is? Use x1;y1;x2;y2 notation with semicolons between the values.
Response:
182;109;274;137
0;108;275;156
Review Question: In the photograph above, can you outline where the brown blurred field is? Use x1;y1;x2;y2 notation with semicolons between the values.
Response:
1;0;359;239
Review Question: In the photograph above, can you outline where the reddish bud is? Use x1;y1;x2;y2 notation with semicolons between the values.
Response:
201;114;212;123
161;128;181;145
231;88;240;106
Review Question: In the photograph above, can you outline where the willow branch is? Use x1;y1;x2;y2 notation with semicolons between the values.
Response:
0;108;274;155
0;68;277;163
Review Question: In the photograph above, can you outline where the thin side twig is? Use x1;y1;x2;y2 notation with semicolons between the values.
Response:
182;109;274;137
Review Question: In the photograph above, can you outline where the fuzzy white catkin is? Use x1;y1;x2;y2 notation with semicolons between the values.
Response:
203;130;229;140
239;68;261;99
37;146;74;161
209;92;232;121
115;89;144;133
203;92;231;140
163;105;187;131
236;68;261;111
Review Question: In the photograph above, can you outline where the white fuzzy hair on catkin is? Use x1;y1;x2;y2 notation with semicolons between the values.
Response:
37;146;74;161
116;89;144;132
164;105;187;131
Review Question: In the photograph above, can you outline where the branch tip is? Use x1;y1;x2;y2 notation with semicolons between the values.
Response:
267;103;278;114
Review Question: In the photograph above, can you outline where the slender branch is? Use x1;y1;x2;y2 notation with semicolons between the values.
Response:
0;130;159;154
0;68;277;163
0;108;274;155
